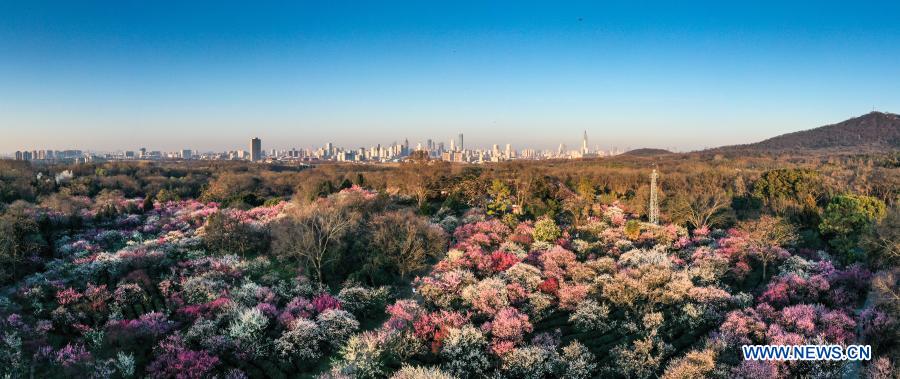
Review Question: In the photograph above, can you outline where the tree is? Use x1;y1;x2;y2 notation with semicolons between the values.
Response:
354;173;366;187
567;177;595;226
200;172;260;203
0;205;45;284
752;168;820;213
512;168;539;215
670;189;730;230
203;212;270;257
367;211;447;281
820;194;887;261
738;215;797;278
863;207;900;267
272;198;359;283
400;165;436;210
407;150;430;162
487;180;513;218
533;217;561;243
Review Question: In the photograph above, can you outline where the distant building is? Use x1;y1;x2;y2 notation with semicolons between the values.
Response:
250;137;262;161
582;130;589;155
181;149;192;159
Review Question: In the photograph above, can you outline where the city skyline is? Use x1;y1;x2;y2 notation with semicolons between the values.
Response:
6;131;637;164
2;1;899;152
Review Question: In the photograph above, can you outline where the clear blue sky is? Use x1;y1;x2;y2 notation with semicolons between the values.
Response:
1;1;898;153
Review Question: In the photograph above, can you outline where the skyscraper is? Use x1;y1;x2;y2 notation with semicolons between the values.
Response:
250;137;262;162
458;133;464;151
582;130;589;155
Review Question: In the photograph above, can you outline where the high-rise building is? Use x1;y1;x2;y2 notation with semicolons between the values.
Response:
250;137;262;162
458;133;464;151
582;130;589;155
181;149;193;160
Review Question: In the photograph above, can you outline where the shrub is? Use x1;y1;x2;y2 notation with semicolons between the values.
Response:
441;326;491;378
147;335;219;379
532;218;560;243
569;300;611;333
317;309;360;349
275;318;323;361
499;345;555;379
390;365;455;379
661;349;716;379
560;341;596;379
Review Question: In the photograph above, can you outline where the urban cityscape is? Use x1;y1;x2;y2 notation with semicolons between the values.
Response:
8;131;632;164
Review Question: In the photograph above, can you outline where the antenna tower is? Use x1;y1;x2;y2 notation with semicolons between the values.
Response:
649;169;659;225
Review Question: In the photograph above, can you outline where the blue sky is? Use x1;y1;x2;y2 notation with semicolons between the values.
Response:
1;1;898;153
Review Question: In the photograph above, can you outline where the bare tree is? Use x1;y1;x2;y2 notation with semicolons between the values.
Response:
512;168;539;215
863;207;900;267
673;189;730;230
369;211;447;279
399;166;433;208
739;215;797;278
272;199;358;284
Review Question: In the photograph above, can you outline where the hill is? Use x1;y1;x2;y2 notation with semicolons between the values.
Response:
620;148;673;157
716;111;900;153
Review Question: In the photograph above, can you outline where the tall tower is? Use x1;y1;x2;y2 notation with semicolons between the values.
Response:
458;133;464;151
582;130;588;155
649;169;659;225
250;137;262;161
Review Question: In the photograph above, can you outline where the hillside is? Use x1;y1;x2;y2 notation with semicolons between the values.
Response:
716;111;900;153
620;148;673;157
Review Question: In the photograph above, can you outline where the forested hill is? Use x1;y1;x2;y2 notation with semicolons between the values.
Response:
620;148;673;157
715;111;900;153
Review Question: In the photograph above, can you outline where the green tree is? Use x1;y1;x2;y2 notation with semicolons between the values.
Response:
155;188;180;203
487;179;513;218
820;194;887;261
533;217;561;243
0;206;45;284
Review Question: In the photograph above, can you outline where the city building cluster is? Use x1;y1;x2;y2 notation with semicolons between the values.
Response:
10;131;628;164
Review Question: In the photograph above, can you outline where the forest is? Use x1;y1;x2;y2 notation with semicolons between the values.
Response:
0;151;897;378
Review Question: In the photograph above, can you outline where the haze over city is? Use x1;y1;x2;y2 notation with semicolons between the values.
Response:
2;1;899;153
